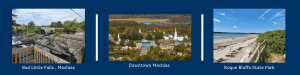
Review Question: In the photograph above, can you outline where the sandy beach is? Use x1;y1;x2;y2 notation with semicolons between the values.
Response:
213;34;258;63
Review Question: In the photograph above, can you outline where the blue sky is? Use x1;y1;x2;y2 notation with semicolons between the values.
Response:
12;9;85;26
214;9;285;33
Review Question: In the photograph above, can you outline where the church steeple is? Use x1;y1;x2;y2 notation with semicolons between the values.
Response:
174;28;177;40
117;33;121;41
139;29;141;33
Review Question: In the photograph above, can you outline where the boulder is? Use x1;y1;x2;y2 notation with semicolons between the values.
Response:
40;39;50;45
67;39;81;53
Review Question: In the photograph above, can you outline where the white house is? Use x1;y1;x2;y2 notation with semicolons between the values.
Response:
185;35;188;39
176;35;184;41
163;36;169;40
169;35;173;38
177;52;183;56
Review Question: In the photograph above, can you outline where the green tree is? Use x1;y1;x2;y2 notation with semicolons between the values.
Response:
150;46;153;51
109;45;114;51
174;43;185;53
63;20;71;25
27;21;35;30
118;45;122;51
56;21;63;31
51;22;57;27
15;27;22;33
79;20;85;30
153;46;160;55
126;40;136;47
37;26;42;34
57;21;63;27
145;33;153;40
62;19;78;33
120;39;125;46
154;32;163;40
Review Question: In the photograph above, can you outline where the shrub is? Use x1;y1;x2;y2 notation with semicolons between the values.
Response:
257;30;285;54
53;32;59;38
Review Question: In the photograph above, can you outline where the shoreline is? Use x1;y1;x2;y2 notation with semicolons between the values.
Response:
213;34;258;63
213;34;256;50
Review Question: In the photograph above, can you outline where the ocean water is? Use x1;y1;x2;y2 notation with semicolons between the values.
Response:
214;33;246;39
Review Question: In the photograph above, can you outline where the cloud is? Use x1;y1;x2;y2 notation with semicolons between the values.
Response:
228;17;230;19
275;17;285;21
240;23;243;25
234;26;238;28
258;9;272;20
233;18;238;20
214;18;221;22
230;9;234;12
12;9;85;26
273;22;278;24
220;13;225;16
269;10;285;21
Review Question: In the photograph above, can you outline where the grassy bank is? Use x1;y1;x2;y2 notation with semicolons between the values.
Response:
255;30;286;63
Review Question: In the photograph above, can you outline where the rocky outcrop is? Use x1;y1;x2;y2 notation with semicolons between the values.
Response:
40;38;50;45
20;34;44;42
52;42;64;55
59;33;84;39
67;39;81;53
16;32;83;57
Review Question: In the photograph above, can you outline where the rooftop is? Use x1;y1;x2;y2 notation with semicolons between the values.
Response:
177;35;184;37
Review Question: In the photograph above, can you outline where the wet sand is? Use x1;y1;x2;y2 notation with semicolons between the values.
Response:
213;34;258;63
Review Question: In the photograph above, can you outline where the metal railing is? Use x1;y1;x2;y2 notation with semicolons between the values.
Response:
247;39;266;63
74;46;84;55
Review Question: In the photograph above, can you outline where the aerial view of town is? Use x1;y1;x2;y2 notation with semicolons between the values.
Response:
12;8;85;63
108;14;192;61
213;9;285;63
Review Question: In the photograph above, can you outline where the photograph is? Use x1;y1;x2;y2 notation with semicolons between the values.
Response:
108;14;192;61
213;9;286;63
12;8;85;63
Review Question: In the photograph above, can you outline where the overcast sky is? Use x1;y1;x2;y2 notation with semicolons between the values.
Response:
214;9;285;33
12;9;85;26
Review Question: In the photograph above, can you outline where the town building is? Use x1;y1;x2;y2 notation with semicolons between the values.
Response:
140;48;149;56
173;28;184;41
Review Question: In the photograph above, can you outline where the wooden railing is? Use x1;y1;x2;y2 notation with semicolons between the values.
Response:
12;46;34;63
76;33;85;63
34;46;69;63
12;46;69;63
247;39;266;63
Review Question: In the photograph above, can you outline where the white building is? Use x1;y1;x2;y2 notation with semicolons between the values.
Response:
163;36;169;40
173;28;184;41
185;35;188;39
117;33;121;41
169;35;173;38
174;28;177;40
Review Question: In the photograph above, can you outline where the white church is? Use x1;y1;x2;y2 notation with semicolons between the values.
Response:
117;33;121;41
163;28;187;41
173;28;184;41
